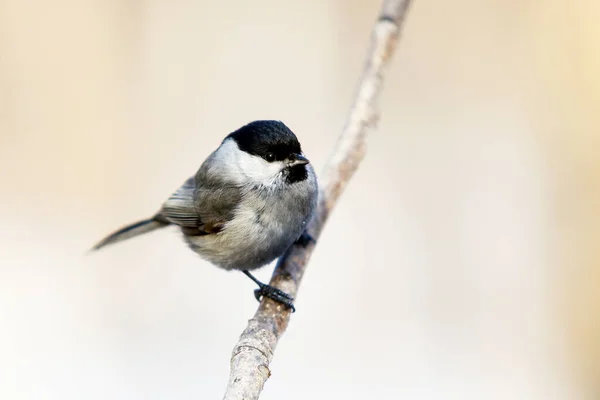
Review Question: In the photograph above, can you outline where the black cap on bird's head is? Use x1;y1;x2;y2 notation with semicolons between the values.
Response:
226;120;308;165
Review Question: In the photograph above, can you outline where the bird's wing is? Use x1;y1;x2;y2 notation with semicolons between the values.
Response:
192;183;243;234
160;175;243;235
160;177;199;228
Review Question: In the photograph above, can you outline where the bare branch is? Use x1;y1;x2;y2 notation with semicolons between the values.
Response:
223;1;413;399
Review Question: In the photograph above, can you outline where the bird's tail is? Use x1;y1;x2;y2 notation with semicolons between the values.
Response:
91;214;170;251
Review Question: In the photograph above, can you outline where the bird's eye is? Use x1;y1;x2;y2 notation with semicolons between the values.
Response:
265;152;275;162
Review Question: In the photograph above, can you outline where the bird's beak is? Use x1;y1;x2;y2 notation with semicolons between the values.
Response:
289;153;309;166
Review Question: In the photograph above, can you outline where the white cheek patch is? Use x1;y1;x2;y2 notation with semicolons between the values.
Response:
209;139;244;183
235;150;284;185
215;138;283;186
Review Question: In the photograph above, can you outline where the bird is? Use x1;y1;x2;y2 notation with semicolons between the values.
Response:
91;120;318;311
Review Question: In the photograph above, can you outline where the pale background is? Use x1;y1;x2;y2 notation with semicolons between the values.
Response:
1;0;599;399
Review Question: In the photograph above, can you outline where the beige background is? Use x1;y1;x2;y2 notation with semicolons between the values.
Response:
1;0;599;399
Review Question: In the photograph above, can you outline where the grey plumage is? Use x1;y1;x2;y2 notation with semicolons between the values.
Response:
182;165;317;270
92;120;318;274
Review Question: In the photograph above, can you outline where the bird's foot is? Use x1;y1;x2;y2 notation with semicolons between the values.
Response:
254;284;295;312
243;270;295;312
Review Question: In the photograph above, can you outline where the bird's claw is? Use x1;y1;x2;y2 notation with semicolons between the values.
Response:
254;285;296;312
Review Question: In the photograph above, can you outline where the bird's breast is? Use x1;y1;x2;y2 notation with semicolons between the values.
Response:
185;182;315;271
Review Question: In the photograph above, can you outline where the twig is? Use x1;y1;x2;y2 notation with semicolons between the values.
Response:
223;1;413;399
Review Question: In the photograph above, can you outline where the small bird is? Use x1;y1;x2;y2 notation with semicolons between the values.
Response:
92;120;318;311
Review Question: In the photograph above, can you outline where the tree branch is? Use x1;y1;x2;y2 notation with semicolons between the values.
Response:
223;1;413;399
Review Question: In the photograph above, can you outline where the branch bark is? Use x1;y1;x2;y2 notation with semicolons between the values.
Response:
223;1;413;399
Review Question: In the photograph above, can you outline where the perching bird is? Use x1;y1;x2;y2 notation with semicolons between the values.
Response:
92;120;318;311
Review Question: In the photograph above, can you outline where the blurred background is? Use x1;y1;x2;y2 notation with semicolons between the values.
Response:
1;0;598;399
